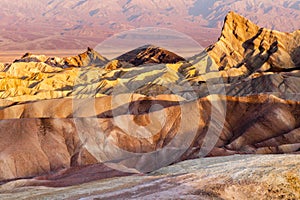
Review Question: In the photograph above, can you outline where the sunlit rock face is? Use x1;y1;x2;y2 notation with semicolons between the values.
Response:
208;12;300;71
0;12;299;198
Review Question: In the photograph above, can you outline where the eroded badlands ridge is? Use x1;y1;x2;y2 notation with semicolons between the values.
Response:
0;12;299;194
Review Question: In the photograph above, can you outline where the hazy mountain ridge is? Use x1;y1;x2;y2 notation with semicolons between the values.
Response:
0;0;299;50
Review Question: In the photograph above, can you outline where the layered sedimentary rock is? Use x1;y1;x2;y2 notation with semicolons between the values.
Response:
0;12;299;197
0;94;299;183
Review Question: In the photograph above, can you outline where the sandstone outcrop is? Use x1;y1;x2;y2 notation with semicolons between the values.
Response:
207;11;300;76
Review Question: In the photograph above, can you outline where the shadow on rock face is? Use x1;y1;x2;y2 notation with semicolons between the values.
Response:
291;46;300;67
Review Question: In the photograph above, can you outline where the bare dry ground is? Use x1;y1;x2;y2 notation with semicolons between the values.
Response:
0;154;299;200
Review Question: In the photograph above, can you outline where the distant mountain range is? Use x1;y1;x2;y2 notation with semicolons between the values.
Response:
0;0;299;51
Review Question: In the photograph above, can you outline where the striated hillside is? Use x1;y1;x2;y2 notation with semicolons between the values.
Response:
0;12;299;199
0;94;299;181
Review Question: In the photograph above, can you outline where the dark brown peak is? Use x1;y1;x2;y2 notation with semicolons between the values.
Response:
87;47;93;52
135;44;156;50
21;52;32;58
116;45;185;66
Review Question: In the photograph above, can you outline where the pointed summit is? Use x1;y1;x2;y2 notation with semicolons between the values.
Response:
116;45;185;66
207;11;300;74
64;47;109;67
220;11;259;42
